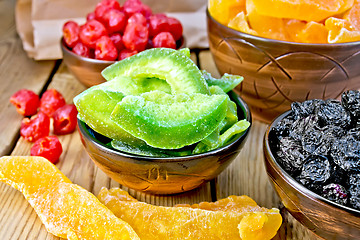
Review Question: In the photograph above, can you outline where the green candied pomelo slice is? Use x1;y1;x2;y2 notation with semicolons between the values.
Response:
109;76;171;96
74;86;138;142
193;119;250;154
102;48;209;95
202;70;243;93
111;140;193;157
111;91;228;149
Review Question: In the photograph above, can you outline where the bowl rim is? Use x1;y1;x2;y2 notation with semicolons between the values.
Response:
78;91;252;162
206;8;360;47
264;110;360;215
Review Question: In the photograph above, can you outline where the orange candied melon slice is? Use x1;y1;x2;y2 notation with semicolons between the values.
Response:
0;156;140;240
283;19;307;42
325;17;360;42
208;0;246;25
246;0;288;41
297;21;329;43
228;11;258;35
251;0;354;22
98;187;282;240
344;1;360;30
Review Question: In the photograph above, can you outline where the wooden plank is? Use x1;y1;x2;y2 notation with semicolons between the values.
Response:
198;50;321;240
0;0;56;156
0;54;212;239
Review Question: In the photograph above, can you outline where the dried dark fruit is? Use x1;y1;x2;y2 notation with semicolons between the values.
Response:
276;137;308;172
331;135;360;172
321;183;348;205
341;90;360;122
289;114;318;141
271;113;295;139
291;99;323;120
316;99;351;128
301;129;323;154
348;173;360;210
298;155;331;192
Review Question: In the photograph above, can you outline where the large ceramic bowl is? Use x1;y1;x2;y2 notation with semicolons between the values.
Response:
61;37;186;88
207;9;360;123
77;91;251;195
263;111;360;239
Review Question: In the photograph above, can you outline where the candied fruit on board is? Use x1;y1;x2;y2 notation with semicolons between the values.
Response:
0;156;140;240
98;187;282;240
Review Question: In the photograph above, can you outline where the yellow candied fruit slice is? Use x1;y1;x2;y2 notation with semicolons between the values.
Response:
98;187;282;240
344;1;360;30
251;0;354;22
246;0;288;41
297;21;329;43
283;19;307;42
208;0;246;25
228;11;258;35
325;17;360;42
0;156;140;240
0;156;71;196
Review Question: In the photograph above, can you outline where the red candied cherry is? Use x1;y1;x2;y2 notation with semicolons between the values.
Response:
31;136;63;164
103;9;127;33
127;12;147;27
94;0;122;23
53;104;78;135
79;20;107;49
153;32;176;49
72;42;91;58
95;35;118;60
87;12;96;21
123;0;152;18
118;49;138;60
167;17;183;41
62;21;80;48
123;19;149;51
148;14;170;37
40;89;66;117
20;112;50;142
10;89;40;116
109;33;124;51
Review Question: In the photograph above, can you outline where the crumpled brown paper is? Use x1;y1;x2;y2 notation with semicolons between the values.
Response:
15;0;208;60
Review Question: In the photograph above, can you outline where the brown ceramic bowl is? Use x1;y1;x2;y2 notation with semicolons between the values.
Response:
207;9;360;123
61;37;186;88
263;111;360;239
77;91;251;195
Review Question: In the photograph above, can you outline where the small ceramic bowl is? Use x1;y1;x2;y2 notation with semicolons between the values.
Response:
61;37;186;88
77;91;251;194
207;9;360;123
263;111;360;240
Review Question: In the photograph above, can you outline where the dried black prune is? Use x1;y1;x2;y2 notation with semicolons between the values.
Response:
316;99;351;129
348;173;360;210
298;155;331;191
272;113;295;139
276;137;308;173
291;99;323;120
301;129;323;154
289;114;319;141
331;135;360;172
321;183;348;205
342;90;360;122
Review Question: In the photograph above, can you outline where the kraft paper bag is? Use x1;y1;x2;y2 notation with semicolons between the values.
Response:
15;0;208;60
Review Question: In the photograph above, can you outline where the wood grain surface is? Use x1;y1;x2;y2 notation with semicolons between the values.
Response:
0;2;322;239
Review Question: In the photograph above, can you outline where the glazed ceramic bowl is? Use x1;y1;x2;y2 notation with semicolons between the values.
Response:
61;37;186;88
77;91;251;194
263;111;360;240
207;9;360;123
